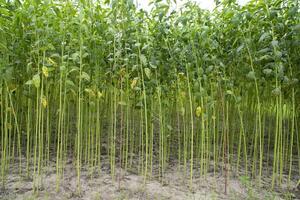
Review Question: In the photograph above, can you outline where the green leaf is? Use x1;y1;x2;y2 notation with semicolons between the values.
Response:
246;71;256;80
136;101;143;108
118;101;127;106
135;42;141;47
149;63;157;69
60;65;66;72
50;53;60;58
239;176;250;186
140;54;147;66
292;24;300;32
259;55;272;61
263;68;272;76
66;80;75;87
144;68;151;79
288;7;297;16
259;32;270;42
292;78;299;84
82;52;89;58
133;86;141;91
237;44;244;53
32;74;40;88
275;51;282;58
272;87;281;96
226;90;234;95
71;52;79;61
81;72;90;81
257;48;270;54
25;80;33;85
271;40;278;47
167;124;172;131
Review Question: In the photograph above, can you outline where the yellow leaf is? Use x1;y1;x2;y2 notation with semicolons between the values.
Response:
85;88;95;97
178;72;184;77
97;91;103;98
131;78;138;89
42;96;47;108
120;67;126;76
180;106;185;116
196;106;202;117
42;66;49;77
179;91;186;99
48;58;56;66
6;122;12;130
6;107;12;112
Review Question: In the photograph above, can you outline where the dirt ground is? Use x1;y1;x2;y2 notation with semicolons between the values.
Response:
0;156;299;200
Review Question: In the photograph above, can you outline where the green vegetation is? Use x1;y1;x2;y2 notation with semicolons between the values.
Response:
0;0;299;196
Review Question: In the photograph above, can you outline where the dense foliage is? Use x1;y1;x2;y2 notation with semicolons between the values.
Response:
0;0;299;194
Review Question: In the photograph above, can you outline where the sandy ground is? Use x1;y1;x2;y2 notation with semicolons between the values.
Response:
0;157;299;200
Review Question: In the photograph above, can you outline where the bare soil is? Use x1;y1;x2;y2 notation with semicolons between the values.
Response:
0;156;299;200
